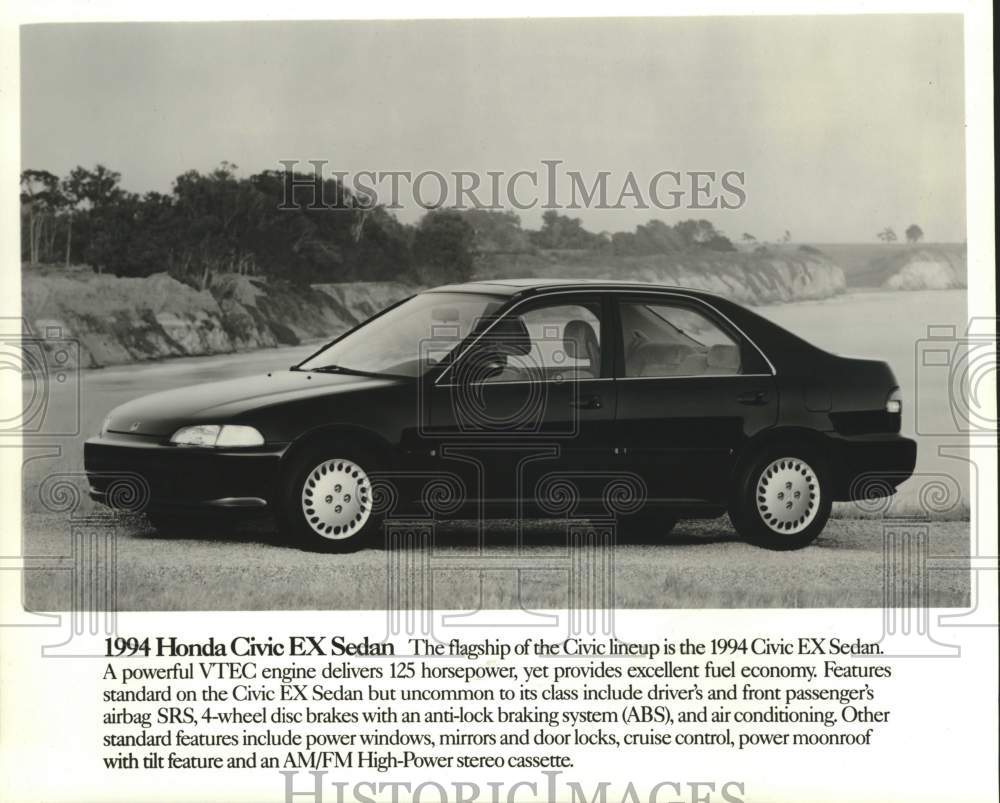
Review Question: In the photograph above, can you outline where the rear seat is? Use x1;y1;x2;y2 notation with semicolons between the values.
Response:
630;342;741;376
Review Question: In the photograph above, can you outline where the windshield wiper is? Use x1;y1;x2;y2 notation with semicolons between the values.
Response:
303;364;389;379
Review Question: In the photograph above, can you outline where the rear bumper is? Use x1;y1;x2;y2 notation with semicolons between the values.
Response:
828;433;917;500
84;434;286;513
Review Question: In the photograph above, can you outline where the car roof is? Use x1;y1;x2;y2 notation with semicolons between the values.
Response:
428;278;726;301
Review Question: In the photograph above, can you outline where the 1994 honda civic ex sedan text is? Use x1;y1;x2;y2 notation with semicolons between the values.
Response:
85;279;916;551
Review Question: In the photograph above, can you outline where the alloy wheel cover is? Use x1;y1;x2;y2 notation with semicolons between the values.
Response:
755;457;820;535
301;458;372;539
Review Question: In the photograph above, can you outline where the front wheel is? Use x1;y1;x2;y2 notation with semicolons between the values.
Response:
730;446;831;550
278;445;381;551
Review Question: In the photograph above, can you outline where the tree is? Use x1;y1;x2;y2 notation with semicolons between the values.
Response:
632;219;685;254
75;164;123;207
413;209;475;284
531;210;604;250
61;168;89;267
674;219;735;251
905;224;924;244
460;209;532;254
65;165;124;273
609;218;735;256
703;234;737;252
674;219;716;247
877;227;898;243
741;233;757;243
20;169;61;264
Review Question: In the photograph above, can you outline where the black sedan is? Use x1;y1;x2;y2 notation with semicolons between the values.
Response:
85;279;916;550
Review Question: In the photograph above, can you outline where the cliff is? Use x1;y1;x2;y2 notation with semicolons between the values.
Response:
808;242;967;288
882;247;968;290
22;267;414;368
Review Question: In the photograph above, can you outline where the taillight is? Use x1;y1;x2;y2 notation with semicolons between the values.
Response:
885;387;902;415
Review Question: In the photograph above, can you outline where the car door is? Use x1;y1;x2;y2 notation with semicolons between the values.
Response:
425;293;616;513
612;293;777;506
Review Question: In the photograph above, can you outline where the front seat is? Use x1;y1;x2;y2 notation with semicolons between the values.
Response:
563;319;601;377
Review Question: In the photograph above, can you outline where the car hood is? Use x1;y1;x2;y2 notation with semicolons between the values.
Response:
104;370;403;438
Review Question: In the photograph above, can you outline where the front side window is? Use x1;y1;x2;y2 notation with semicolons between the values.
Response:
473;301;604;384
619;301;742;377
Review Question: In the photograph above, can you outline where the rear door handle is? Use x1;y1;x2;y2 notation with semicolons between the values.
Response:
737;390;768;405
571;395;603;411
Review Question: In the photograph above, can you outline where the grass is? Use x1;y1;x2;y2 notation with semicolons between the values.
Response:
832;500;971;521
23;514;971;611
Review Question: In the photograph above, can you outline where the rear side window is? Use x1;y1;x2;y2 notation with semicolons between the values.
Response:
619;301;742;378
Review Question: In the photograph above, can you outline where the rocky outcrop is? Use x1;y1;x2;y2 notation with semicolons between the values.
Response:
617;252;846;304
883;248;967;290
312;282;414;322
22;268;416;368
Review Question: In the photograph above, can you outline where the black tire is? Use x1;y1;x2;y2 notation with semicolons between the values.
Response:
616;509;678;543
277;442;382;552
729;443;832;550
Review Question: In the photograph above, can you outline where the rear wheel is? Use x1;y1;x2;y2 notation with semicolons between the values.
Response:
730;445;831;550
278;444;381;551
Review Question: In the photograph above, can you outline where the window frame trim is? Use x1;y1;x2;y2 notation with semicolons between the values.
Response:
435;288;777;387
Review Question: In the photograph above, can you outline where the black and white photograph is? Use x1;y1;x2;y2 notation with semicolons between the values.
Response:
1;4;996;803
13;13;981;611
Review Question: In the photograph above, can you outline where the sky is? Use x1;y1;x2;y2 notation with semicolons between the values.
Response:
20;15;966;242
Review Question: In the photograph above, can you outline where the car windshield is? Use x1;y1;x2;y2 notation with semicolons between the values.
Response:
297;291;505;377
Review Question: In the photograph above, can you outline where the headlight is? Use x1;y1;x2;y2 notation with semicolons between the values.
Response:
216;425;265;447
169;424;264;448
885;388;903;415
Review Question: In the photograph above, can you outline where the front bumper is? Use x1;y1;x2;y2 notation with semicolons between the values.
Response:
828;433;918;500
84;433;287;513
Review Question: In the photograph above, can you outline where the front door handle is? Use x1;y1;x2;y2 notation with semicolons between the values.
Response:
737;390;768;405
571;395;603;411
